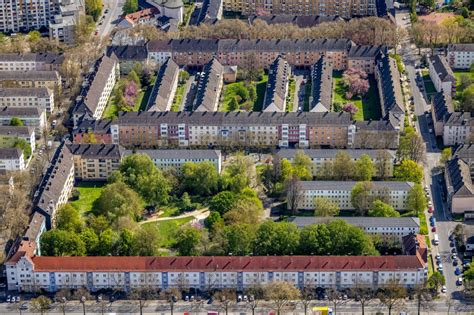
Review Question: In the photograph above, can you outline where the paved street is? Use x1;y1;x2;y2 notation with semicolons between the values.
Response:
96;0;125;39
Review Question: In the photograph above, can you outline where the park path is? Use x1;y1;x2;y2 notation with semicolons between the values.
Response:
139;208;209;225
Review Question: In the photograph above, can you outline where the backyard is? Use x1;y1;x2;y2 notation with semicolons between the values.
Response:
70;182;106;215
454;70;474;90
421;69;437;101
220;81;255;111
286;77;296;112
332;71;381;121
103;87;145;119
142;217;195;248
252;75;269;111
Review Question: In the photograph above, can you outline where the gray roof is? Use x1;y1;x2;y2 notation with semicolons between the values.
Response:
0;52;64;64
445;112;472;127
454;144;474;163
300;180;414;191
106;45;148;61
248;15;343;28
0;126;34;137
146;58;180;111
446;157;473;197
150;0;184;9
147;39;173;52
263;56;290;112
348;45;384;59
123;149;221;160
73;119;113;135
429;55;455;82
193;58;224;111
0;71;60;81
310;56;332;112
355;119;397;131
217;39;352;53
289;216;420;229
448;44;474;52
377;55;404;117
115;111;353;126
0;106;44;117
276;149;395;160
0;88;51;98
24;212;46;242
0;148;22;159
432;91;453;122
67;144;122;159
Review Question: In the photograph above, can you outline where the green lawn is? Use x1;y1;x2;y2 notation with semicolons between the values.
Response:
143;217;194;247
286;78;296;112
171;83;186;112
419;212;428;235
70;182;106;215
253;75;268;111
332;71;381;121
220;81;254;111
303;80;311;112
103;88;145;119
454;70;474;90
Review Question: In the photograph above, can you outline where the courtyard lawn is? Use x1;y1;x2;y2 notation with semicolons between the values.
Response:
286;77;296;112
253;75;269;111
171;83;186;112
70;182;106;215
454;70;474;90
220;81;254;111
143;217;194;247
332;71;381;121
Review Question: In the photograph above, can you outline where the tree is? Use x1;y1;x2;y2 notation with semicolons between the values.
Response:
181;161;219;196
427;271;445;291
80;228;99;255
175;226;202;256
13;137;32;158
413;285;433;314
180;192;194;211
95;182;143;222
285;175;303;215
368;200;400;217
122;0;138;14
204;211;224;232
394;160;424;184
56;204;83;232
40;230;86;256
30;296;52;315
292;150;313;180
342;103;359;115
209;191;238;215
223;198;263;225
316;160;334;180
9;117;23;126
397;131;425;163
461;84;474;112
342;68;369;98
350;284;374;315
214;289;236;315
333;151;355;180
85;0;103;21
376;150;393;180
407;183;427;216
253;221;300;255
222;154;257;192
129;287;157;315
298;224;332;255
263;281;300;315
228;97;240;111
314;197;340;217
354;154;375;181
377;280;407;315
351;181;374;215
223;223;256;255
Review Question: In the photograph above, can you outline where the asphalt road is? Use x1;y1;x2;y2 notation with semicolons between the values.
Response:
96;0;126;39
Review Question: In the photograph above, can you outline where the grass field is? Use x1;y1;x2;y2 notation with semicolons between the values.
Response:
143;217;194;247
103;89;145;119
70;182;106;215
171;83;186;112
220;81;254;111
332;71;381;121
253;75;269;111
286;78;296;112
454;70;474;91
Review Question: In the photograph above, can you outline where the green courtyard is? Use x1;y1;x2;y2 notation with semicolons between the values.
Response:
332;71;381;121
70;182;106;215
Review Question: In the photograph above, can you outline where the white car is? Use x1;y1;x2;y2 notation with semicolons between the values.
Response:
441;286;447;293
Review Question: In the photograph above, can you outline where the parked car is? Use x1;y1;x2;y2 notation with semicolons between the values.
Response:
455;267;462;276
456;277;463;286
6;296;11;303
452;254;458;260
428;207;433;213
19;303;28;310
435;254;441;260
441;286;447;293
453;259;458;266
432;226;437;232
450;241;455;247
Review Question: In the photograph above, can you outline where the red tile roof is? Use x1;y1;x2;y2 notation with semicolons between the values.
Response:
6;241;36;265
31;256;425;272
124;8;160;25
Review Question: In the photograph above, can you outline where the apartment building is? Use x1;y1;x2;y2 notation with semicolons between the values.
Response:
222;0;377;18
454;144;474;178
0;148;25;171
193;0;223;25
375;55;404;131
49;0;86;45
0;88;54;113
124;149;222;173
347;45;385;74
443;112;473;146
72;119;113;144
0;107;47;133
0;53;64;71
147;40;173;65
428;55;456;96
447;44;474;70
263;56;290;112
276;149;395;177
34;143;74;229
0;126;36;152
193;58;224;112
67;144;122;180
0;0;53;33
105;111;358;149
445;157;474;215
72;55;119;124
0;70;61;91
6;252;426;292
431;91;453;137
146;58;180;111
24;212;46;256
247;15;343;28
309;56;332;112
117;7;160;28
290;217;420;240
353;120;400;150
296;181;413;210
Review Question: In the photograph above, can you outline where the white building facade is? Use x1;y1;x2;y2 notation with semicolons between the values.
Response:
448;44;474;70
0;88;54;113
0;148;25;171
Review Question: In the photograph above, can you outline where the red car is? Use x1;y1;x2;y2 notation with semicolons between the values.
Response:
432;226;437;232
428;207;434;213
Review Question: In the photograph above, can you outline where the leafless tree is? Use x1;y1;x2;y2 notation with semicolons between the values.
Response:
377;280;407;315
285;174;303;215
375;150;393;180
213;289;236;315
263;281;300;315
299;283;315;315
349;282;374;315
326;289;345;315
129;286;158;315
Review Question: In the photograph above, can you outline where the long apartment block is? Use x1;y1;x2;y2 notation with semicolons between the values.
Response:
193;58;224;111
0;70;61;91
0;88;54;113
222;0;377;18
0;125;36;152
0;0;53;33
0;53;64;71
263;56;291;112
72;112;400;149
146;39;387;72
309;56;332;112
6;247;426;292
146;58;180;111
0;106;47;133
296;180;414;210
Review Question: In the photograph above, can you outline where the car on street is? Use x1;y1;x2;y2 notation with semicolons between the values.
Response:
452;248;457;253
19;303;28;310
441;286;447;293
430;219;436;227
432;226;437;232
6;296;10;303
457;277;463;286
428;207;433;213
435;254;441;260
455;267;462;276
449;234;455;241
453;259;458;266
450;241;455;247
452;254;458;260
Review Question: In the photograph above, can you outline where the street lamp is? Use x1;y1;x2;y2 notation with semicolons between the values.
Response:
80;296;86;315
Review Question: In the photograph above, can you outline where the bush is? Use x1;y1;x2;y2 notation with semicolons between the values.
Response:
71;189;80;201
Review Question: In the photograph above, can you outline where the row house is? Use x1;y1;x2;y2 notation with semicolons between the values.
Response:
309;56;332;112
72;55;119;125
72;119;114;144
0;70;61;92
276;149;395;177
431;91;453;138
296;180;414;211
447;44;474;70
428;55;456;96
0;53;64;71
0;88;55;114
193;58;224;111
290;216;420;240
106;111;356;149
347;45;385;74
67;144;122;180
6;253;426;292
146;58;180;111
445;157;474;216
